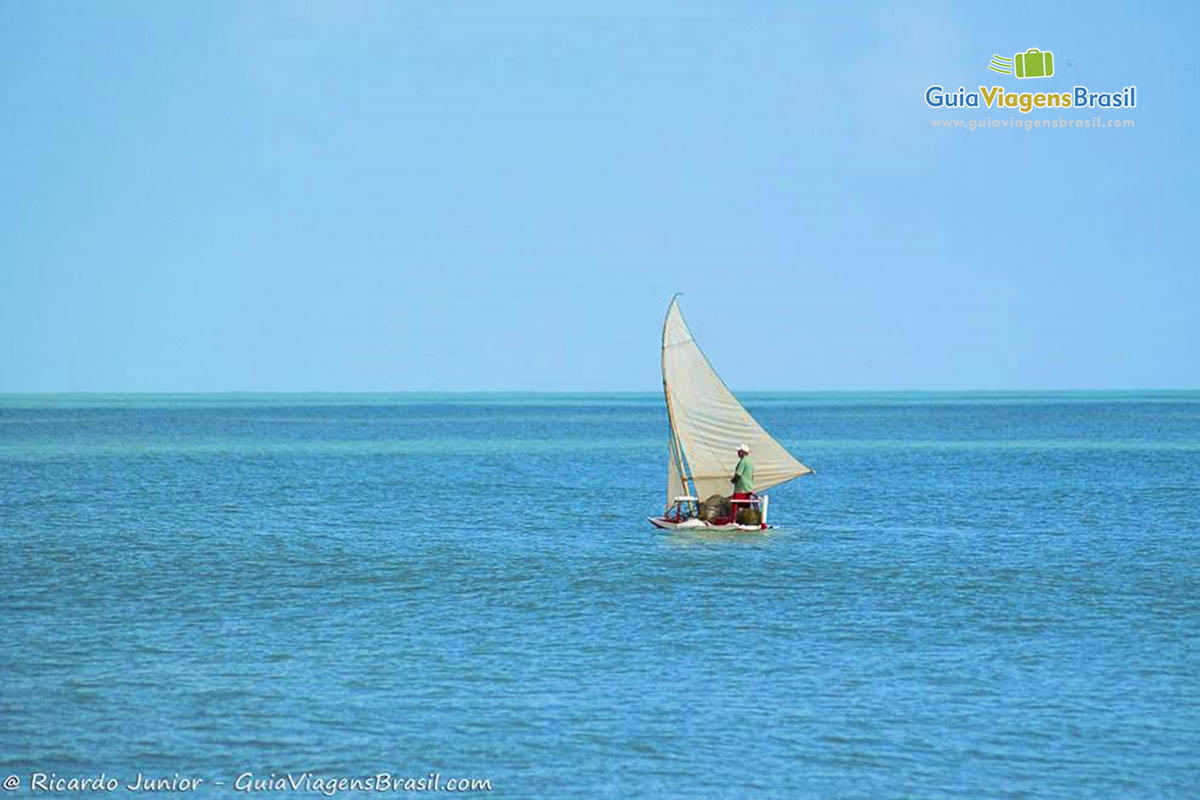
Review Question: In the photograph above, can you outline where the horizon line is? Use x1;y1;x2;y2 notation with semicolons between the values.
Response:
2;388;1199;397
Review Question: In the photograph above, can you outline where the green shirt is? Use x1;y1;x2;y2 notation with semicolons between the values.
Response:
733;455;755;493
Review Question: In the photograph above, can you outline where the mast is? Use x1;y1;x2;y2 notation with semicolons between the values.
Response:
661;294;692;500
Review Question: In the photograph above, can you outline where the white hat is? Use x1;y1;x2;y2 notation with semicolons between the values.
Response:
738;444;750;453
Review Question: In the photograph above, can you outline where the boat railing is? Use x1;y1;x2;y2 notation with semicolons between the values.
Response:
664;494;769;526
730;494;769;525
665;495;699;520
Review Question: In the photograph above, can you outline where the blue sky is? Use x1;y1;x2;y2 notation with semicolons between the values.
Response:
1;1;1195;391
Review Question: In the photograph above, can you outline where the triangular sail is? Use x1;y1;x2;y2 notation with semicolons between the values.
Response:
661;297;811;501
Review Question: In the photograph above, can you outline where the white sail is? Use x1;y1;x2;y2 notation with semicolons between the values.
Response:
661;297;811;501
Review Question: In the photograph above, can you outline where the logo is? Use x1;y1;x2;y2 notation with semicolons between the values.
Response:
925;45;1136;114
989;49;1055;79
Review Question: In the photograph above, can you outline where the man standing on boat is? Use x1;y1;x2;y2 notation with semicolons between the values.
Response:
729;444;754;522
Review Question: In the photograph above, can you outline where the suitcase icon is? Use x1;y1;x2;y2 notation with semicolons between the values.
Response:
1014;48;1054;79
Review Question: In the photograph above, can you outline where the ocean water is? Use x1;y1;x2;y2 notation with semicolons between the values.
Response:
0;392;1197;799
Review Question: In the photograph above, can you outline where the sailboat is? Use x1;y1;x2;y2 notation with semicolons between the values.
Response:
649;296;812;531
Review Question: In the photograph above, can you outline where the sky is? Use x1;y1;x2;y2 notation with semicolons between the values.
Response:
1;1;1196;392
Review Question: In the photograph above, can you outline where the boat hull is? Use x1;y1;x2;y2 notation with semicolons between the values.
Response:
647;517;770;532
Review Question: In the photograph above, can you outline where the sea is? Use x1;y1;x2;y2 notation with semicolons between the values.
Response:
0;392;1197;799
